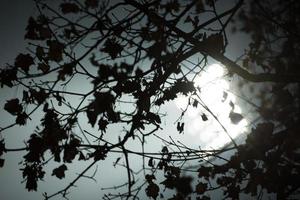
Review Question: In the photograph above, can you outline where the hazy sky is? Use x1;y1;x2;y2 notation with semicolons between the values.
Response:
0;1;255;200
0;1;40;199
0;0;36;65
0;2;141;198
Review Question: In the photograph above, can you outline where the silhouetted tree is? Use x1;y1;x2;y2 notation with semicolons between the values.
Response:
1;0;300;199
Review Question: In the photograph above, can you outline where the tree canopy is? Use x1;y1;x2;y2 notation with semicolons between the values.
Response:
1;0;300;199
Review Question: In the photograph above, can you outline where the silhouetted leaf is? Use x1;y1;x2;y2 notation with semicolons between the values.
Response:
205;0;214;7
53;92;65;106
203;33;224;53
196;182;207;194
4;98;23;115
201;113;208;121
146;112;161;124
0;158;4;168
225;185;240;199
24;134;45;163
136;92;150;112
195;0;204;13
155;80;195;105
25;17;39;40
222;91;228;102
162;0;180;13
184;15;193;24
245;122;274;152
161;175;192;196
36;46;45;61
78;151;86;161
193;99;198;107
244;179;258;196
0;67;17;88
91;59;112;81
58;62;76;81
175;176;193;196
162;146;168;154
14;54;34;74
148;157;154;167
63;144;78;163
91;146;107;161
86;110;98;127
198;166;211;178
242;159;256;171
47;40;64;62
38;63;50;74
63;136;80;163
85;0;98;8
52;164;68;179
0;139;5;156
112;24;125;37
229;101;235;110
22;164;45;191
229;111;243;124
145;182;159;199
177;122;184;133
30;88;48;104
16;112;28;125
61;3;80;14
145;174;156;183
166;166;181;178
24;17;51;40
101;38;123;59
86;92;115;127
161;176;176;190
114;80;140;95
98;118;109;132
53;149;61;162
174;80;195;95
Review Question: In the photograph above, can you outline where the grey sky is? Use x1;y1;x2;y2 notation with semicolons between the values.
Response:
0;1;257;200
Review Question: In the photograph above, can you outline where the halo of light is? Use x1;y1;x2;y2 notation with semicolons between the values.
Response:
175;63;248;149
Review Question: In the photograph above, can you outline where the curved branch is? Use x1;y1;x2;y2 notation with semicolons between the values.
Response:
127;0;300;83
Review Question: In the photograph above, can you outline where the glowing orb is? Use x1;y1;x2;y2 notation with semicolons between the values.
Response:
175;64;248;149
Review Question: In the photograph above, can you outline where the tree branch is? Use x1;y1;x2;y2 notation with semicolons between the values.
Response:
127;0;300;83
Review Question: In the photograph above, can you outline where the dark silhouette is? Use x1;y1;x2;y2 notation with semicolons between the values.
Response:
1;0;300;199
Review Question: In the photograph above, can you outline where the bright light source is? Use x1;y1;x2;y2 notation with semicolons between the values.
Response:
175;63;248;149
